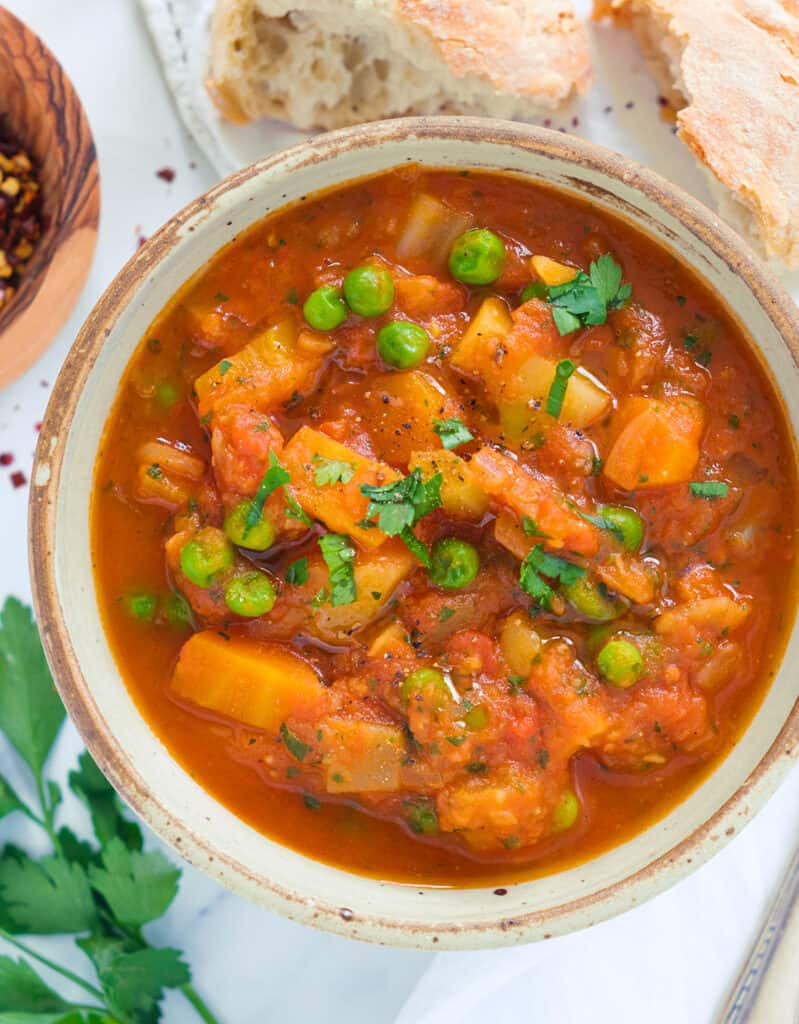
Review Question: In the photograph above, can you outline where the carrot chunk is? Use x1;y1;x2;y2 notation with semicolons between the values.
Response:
604;396;706;490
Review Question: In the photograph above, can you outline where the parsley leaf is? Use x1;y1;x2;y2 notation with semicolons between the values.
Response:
0;598;65;779
576;510;625;543
0;849;97;933
547;254;631;335
439;606;455;623
519;544;586;608
78;935;189;1024
69;752;143;851
0;776;24;822
521;516;549;538
285;557;309;585
280;722;309;761
245;450;290;538
360;468;442;561
689;481;729;499
0;954;76;1016
312;454;355;487
318;533;357;606
433;418;473;450
88;838;180;927
545;359;575;419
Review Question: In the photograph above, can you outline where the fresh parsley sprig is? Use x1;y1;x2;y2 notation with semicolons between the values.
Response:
360;469;442;565
432;418;473;451
519;544;586;609
0;597;221;1024
318;533;357;606
546;254;631;336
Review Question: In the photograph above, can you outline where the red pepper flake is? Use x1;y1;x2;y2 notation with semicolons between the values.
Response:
571;116;579;127
0;136;44;313
625;100;635;109
156;167;176;183
10;470;26;488
657;95;669;107
34;421;41;432
0;452;12;465
543;118;552;128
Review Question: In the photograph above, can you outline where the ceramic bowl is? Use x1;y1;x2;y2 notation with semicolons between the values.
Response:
29;117;799;949
0;7;99;388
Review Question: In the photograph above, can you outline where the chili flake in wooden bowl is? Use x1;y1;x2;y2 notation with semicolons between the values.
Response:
0;137;43;312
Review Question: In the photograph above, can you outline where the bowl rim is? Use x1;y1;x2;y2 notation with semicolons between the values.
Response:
29;115;799;948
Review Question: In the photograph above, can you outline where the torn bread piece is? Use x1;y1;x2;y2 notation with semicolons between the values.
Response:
207;0;592;130
607;0;799;269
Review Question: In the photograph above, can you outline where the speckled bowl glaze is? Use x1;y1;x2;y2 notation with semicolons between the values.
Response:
29;118;799;949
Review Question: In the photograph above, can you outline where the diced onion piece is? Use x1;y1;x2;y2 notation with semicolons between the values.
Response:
450;297;512;374
170;631;325;730
137;440;205;481
529;255;579;287
409;450;488;520
323;719;404;793
395;193;472;266
500;611;542;677
604;396;705;490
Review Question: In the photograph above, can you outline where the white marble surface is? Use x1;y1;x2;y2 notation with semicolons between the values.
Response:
2;2;799;1022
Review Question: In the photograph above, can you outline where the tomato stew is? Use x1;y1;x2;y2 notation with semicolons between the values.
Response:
92;168;798;885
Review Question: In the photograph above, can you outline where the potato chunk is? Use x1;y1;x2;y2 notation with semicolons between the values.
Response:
194;319;333;418
281;426;401;548
604;396;705;490
322;719;405;793
449;297;513;375
361;371;462;466
529;255;579;286
171;631;325;730
395;193;472;267
409;450;488;520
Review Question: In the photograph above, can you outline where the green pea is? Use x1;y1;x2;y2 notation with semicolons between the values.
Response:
561;575;626;622
162;592;193;628
599;504;644;552
464;703;489;731
401;667;450;709
597;638;643;688
377;320;430;369
449;229;506;285
224;500;277;551
342;265;394;317
429;538;480;590
179;527;235;588
123;591;156;621
224;572;277;617
407;802;439;835
520;280;547;303
552;789;580;832
303;285;348;331
155;382;180;409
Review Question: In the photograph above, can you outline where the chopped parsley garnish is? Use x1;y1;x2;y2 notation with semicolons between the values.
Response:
577;510;625;543
218;359;233;376
439;606;456;623
446;735;467;746
433;417;474;450
146;463;162;479
683;334;699;351
285;492;312;525
728;414;740;430
312;453;356;487
285;557;309;585
507;674;526;693
545;359;575;419
503;835;521;849
280;722;309;761
689;481;729;499
245;450;290;538
466;762;488;774
520;543;586;608
360;468;442;564
303;794;321;810
546;254;632;336
318;533;357;606
215;291;230;302
521;515;549;538
311;586;329;609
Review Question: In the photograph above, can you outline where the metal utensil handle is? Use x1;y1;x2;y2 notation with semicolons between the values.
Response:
717;845;799;1023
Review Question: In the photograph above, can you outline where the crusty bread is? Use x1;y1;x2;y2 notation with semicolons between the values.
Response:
608;0;799;269
206;0;592;130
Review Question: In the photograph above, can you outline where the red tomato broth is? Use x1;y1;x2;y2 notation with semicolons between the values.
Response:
91;167;798;885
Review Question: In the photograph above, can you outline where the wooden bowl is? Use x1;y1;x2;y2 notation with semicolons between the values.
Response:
0;7;99;388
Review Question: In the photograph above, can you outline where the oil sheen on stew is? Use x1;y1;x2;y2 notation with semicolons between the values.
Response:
92;168;798;885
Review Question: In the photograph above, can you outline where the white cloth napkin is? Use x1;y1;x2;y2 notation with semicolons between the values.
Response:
136;4;799;1021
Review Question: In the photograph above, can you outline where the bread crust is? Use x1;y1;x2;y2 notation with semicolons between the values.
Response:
206;0;591;131
610;0;799;268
